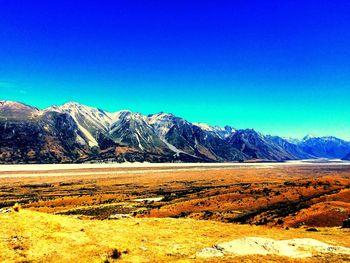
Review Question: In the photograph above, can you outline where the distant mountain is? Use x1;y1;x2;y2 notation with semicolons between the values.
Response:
193;123;235;139
299;136;350;159
266;135;313;160
148;113;246;161
226;130;297;161
1;100;349;164
283;137;302;145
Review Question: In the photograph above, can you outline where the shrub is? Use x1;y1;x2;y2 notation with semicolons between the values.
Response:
13;203;20;212
111;249;122;259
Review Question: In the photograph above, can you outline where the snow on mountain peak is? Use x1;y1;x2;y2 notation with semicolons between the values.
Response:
147;113;177;138
147;112;175;125
303;134;317;141
193;123;235;139
0;100;13;105
47;102;116;147
282;137;302;145
193;122;214;131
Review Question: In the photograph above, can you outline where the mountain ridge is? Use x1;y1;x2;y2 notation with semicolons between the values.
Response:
1;100;349;164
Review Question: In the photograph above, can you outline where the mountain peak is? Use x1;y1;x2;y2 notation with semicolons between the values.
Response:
193;122;214;131
0;100;37;108
239;128;260;135
63;101;81;106
0;100;41;118
147;112;177;125
60;101;94;110
149;112;175;118
303;134;317;141
282;137;302;144
0;100;11;105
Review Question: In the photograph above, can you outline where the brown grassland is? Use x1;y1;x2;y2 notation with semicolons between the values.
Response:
0;164;349;262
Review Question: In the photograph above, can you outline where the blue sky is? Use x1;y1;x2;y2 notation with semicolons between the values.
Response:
1;1;350;139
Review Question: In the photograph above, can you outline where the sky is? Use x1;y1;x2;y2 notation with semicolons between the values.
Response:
0;1;350;139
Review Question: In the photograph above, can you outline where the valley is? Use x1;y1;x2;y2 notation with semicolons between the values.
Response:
2;2;349;262
0;162;350;262
1;163;349;228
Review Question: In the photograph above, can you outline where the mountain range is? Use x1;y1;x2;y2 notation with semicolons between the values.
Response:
1;100;350;164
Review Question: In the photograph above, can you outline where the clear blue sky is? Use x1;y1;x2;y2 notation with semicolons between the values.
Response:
1;1;350;139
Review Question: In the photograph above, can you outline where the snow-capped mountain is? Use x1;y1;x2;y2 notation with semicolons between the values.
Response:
302;134;317;141
1;100;350;164
0;101;90;163
299;136;350;159
147;112;189;156
283;137;302;145
226;130;297;161
0;100;42;119
47;102;114;147
148;112;212;159
193;123;235;139
267;135;313;159
148;113;240;161
108;110;170;155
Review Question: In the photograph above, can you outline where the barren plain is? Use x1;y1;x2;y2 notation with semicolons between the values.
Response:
0;162;349;262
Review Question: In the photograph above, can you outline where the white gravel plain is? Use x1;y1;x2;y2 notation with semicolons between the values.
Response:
0;160;349;178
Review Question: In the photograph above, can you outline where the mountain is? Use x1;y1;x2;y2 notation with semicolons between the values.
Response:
1;100;349;164
47;102;114;147
108;111;172;156
271;134;350;160
299;136;350;159
267;135;314;159
148;113;244;161
283;137;302;145
0;100;41;119
193;123;235;139
0;101;90;163
226;130;299;161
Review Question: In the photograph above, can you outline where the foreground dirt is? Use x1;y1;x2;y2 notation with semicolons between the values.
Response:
0;165;349;227
0;209;349;262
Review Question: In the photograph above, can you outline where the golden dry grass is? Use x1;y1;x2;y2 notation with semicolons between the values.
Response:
0;209;349;263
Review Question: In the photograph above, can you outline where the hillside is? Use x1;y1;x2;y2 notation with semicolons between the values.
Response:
0;209;349;262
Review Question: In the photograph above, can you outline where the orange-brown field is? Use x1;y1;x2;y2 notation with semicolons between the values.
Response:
1;164;349;227
0;163;350;262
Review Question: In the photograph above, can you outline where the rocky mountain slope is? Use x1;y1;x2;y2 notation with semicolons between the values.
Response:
298;135;350;159
1;100;349;163
0;101;90;163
